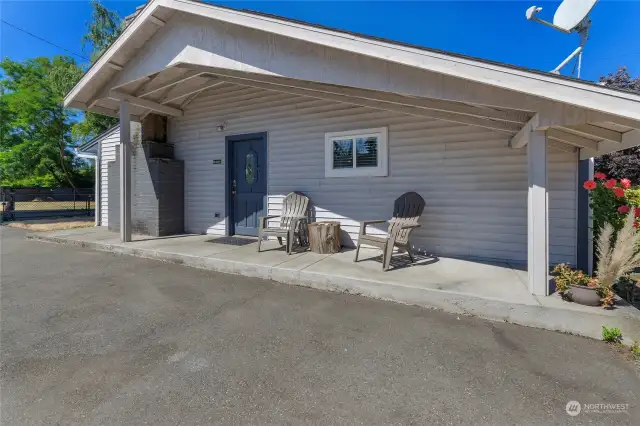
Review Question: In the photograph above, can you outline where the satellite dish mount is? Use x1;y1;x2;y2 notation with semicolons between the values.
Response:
526;0;597;78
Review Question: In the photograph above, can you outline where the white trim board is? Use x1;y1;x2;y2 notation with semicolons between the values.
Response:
324;127;389;178
64;0;640;125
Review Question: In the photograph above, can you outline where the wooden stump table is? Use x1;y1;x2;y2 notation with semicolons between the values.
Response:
308;221;341;254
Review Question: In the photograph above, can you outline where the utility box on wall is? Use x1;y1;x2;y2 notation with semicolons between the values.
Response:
108;141;184;237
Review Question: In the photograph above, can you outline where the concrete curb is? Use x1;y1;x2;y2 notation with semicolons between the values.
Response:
28;234;640;344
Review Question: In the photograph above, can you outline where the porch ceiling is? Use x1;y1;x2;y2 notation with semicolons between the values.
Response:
107;65;538;135
100;64;640;160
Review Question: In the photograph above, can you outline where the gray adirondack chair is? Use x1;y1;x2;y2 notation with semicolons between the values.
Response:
354;192;425;271
258;192;310;254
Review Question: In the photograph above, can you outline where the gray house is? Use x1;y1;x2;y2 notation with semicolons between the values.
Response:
77;125;120;227
66;0;640;297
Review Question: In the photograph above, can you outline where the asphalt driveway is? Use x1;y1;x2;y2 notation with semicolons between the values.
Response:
1;227;638;425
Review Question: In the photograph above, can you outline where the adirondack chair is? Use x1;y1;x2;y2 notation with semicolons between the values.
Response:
258;192;310;254
354;192;425;271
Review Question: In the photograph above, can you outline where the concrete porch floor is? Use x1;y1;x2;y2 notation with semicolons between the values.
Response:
29;227;640;343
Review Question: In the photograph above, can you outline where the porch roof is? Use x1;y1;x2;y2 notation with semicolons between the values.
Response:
64;0;640;158
75;124;119;156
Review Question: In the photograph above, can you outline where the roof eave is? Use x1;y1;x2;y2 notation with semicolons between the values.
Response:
64;0;640;117
76;124;120;153
63;0;159;108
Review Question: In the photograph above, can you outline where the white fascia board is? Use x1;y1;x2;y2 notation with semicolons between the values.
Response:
65;0;640;123
76;152;98;159
63;0;162;107
166;0;640;121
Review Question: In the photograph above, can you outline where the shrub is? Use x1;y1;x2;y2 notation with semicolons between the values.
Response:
613;275;638;305
584;175;640;239
602;326;623;343
625;188;640;207
631;341;640;360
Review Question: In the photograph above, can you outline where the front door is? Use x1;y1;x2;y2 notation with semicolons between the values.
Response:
228;133;267;236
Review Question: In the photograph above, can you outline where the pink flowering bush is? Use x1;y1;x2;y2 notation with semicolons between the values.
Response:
583;173;640;233
581;173;640;307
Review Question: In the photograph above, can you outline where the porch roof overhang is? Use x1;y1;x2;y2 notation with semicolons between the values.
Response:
64;0;640;159
75;124;119;156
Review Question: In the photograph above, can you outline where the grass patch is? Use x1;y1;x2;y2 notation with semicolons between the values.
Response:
6;217;94;232
12;201;95;211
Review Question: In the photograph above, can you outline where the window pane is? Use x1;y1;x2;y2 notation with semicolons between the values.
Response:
333;139;353;169
356;137;378;168
245;150;256;184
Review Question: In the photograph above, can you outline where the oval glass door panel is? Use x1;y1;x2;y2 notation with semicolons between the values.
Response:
245;150;256;184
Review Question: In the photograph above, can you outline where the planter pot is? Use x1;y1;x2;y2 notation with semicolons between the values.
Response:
568;285;601;306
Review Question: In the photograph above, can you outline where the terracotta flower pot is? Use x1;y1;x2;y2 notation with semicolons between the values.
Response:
568;285;601;306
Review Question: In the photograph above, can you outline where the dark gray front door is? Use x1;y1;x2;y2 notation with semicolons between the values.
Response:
229;133;267;236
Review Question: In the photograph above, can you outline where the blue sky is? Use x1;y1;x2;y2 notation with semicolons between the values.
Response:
1;1;639;83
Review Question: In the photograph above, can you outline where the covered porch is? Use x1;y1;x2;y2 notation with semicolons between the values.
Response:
30;226;640;343
101;70;640;298
28;226;540;306
63;0;640;298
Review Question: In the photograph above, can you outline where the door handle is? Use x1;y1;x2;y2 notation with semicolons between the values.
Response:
231;180;237;197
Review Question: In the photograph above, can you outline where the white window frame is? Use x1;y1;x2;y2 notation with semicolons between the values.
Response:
324;127;388;178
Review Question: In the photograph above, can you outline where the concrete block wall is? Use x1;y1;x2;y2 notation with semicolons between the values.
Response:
108;141;185;237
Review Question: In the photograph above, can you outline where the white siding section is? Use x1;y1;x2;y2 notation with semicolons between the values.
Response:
99;127;120;227
169;84;578;265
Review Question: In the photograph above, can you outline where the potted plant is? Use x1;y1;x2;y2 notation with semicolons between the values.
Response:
553;264;603;306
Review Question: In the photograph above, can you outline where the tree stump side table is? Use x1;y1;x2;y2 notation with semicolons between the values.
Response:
308;221;341;254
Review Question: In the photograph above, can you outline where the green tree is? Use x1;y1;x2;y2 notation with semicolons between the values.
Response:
82;0;123;62
0;56;84;187
0;1;125;187
595;67;640;184
73;0;124;142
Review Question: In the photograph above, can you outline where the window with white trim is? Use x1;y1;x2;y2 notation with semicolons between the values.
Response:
325;127;388;177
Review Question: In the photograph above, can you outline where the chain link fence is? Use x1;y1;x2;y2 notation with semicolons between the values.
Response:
1;187;95;221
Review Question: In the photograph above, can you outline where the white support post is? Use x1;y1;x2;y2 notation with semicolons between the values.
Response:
528;131;549;296
119;101;132;242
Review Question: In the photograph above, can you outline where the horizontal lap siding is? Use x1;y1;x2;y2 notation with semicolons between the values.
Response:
169;84;577;265
548;151;579;265
99;128;120;227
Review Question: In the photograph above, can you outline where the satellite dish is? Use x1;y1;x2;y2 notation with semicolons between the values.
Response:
525;0;598;77
554;0;598;32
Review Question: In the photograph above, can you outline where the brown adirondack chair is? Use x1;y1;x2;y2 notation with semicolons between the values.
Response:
354;192;425;271
258;192;310;254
